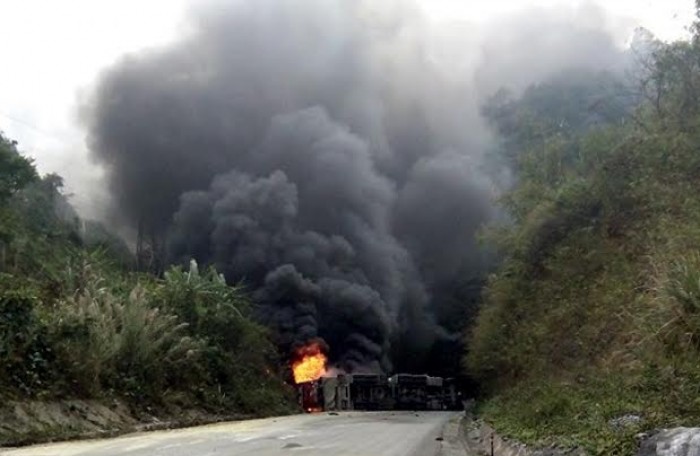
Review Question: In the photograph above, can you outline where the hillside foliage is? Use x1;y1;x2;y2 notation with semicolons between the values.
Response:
0;133;294;415
467;8;700;455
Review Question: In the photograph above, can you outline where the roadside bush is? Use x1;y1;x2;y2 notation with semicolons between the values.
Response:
0;275;51;396
155;261;293;412
155;260;293;413
50;281;206;399
158;261;249;341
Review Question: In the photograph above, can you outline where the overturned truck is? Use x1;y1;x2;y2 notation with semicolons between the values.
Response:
298;373;460;412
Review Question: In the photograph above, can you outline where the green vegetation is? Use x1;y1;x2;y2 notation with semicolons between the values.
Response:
467;7;700;455
0;132;294;421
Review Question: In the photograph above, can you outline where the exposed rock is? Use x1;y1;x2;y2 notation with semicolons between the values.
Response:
637;428;700;456
609;414;643;431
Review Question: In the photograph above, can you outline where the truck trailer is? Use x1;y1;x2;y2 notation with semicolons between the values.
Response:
298;373;460;412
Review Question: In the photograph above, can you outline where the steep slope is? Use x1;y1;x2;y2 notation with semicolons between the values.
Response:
0;133;295;445
467;22;700;455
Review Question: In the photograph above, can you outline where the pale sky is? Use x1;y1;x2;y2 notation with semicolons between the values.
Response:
0;0;695;217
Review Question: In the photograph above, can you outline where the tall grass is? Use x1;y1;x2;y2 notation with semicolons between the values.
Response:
50;280;205;398
663;253;700;349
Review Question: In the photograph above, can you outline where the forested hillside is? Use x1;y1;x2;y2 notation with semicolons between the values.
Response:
467;10;700;456
0;134;294;443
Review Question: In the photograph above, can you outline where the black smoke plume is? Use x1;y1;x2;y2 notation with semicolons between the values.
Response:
84;0;626;373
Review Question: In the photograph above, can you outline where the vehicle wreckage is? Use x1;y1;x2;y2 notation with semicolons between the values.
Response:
297;373;461;412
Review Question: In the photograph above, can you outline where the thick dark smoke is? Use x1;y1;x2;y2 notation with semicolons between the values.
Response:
84;0;627;373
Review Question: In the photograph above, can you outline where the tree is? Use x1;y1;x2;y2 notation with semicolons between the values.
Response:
0;134;38;203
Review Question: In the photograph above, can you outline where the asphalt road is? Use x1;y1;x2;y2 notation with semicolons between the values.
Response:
0;411;464;456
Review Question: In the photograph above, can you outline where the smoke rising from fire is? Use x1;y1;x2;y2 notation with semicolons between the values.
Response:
83;0;628;373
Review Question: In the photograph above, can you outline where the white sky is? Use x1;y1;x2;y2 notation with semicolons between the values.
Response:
0;0;695;217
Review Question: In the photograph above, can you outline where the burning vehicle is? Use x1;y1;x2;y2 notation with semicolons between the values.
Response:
291;342;462;412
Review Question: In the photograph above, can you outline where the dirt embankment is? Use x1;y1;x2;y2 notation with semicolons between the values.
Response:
462;418;586;456
0;399;253;448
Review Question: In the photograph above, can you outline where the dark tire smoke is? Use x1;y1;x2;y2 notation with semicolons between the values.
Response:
83;0;626;373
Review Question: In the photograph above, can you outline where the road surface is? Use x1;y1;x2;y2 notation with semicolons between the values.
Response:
0;411;464;456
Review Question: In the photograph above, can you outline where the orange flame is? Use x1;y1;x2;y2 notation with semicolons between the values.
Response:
292;341;328;384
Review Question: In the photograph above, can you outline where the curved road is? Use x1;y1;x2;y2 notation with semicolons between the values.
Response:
1;411;464;456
